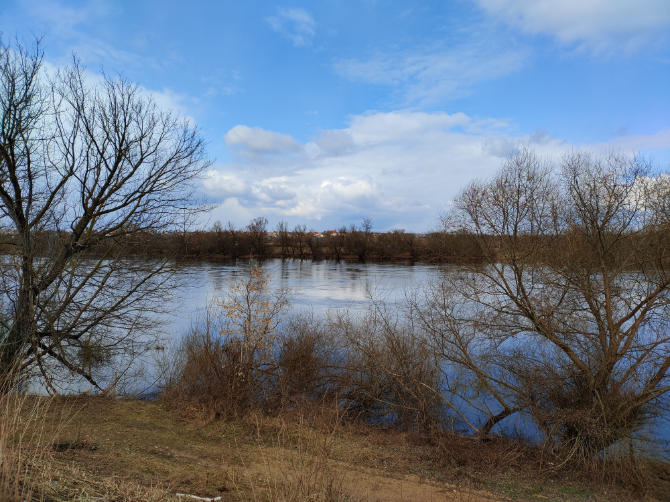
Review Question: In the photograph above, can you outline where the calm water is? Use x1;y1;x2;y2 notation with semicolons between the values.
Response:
165;258;441;335
142;259;670;456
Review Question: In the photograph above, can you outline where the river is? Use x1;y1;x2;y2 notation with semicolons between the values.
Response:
119;258;670;458
166;258;441;335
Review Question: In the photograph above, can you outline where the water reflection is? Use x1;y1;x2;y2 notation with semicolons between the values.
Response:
168;258;441;335
141;259;670;455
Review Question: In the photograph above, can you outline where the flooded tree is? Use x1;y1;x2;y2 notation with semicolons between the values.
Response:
0;40;211;390
416;148;670;457
346;217;373;262
291;224;308;259
275;221;291;259
246;217;269;258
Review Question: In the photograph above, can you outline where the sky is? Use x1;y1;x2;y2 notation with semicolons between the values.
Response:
1;0;669;232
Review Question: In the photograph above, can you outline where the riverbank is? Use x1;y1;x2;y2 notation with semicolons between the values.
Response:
8;396;670;501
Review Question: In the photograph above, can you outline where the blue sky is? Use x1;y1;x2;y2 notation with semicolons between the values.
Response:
2;0;669;231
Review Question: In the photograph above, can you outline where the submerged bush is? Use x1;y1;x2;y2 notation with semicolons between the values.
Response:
161;264;446;430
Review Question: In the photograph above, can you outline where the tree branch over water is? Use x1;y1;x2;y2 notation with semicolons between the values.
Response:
0;38;212;390
416;148;670;456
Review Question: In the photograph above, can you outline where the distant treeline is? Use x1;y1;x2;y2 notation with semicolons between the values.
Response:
0;217;484;263
163;217;486;263
140;216;485;263
4;215;670;266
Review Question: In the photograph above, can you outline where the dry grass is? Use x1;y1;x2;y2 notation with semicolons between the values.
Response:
0;391;56;501
40;461;177;501
1;395;664;501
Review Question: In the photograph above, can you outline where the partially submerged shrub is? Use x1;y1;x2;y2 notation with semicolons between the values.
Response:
271;314;343;409
333;308;447;431
162;265;289;418
163;328;257;419
163;311;341;419
162;267;446;431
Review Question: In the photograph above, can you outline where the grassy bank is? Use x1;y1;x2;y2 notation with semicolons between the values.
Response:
4;395;669;501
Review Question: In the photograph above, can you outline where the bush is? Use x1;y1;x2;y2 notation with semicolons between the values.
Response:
162;274;446;432
333;308;447;431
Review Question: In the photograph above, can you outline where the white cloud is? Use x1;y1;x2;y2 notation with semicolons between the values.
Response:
266;8;316;47
606;128;670;151
203;171;249;197
39;58;195;124
334;43;527;106
313;130;356;156
40;60;199;129
224;125;304;155
206;113;670;231
145;87;197;125
473;0;670;52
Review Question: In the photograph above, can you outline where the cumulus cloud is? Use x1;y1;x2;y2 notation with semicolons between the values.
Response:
313;130;357;156
256;183;297;205
334;42;527;106
266;8;316;47
224;125;304;154
473;0;670;52
203;171;249;197
206;112;670;231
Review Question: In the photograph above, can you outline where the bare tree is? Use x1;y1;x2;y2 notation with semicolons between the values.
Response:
398;230;423;262
415;148;670;456
325;227;347;261
210;220;224;256
275;221;290;259
223;221;241;258
306;229;324;260
0;40;211;390
346;217;373;262
291;224;308;259
246;217;268;258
